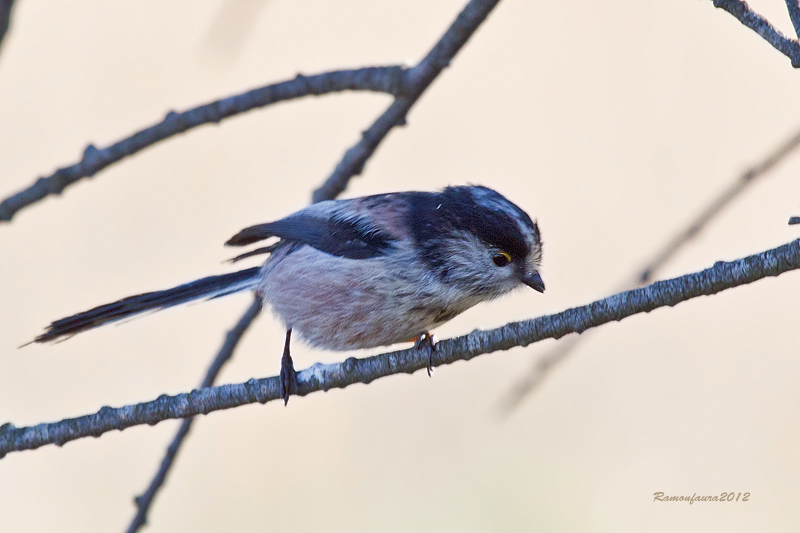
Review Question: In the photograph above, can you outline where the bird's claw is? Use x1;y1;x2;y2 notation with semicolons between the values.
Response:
280;329;297;405
415;332;436;377
279;359;298;406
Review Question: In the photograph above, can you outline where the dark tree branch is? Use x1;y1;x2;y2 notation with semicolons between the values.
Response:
789;216;800;224
712;0;800;67
125;296;262;533
785;0;800;38
0;0;15;58
312;0;503;202
2;238;799;458
500;126;800;412
1;0;504;217
0;66;407;223
1;0;505;220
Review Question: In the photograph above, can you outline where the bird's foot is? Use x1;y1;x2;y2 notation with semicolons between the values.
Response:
414;331;437;377
280;329;298;405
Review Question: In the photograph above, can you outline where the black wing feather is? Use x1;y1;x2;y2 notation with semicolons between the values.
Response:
226;214;394;260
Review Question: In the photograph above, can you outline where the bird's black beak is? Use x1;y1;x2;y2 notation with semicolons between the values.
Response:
521;271;545;293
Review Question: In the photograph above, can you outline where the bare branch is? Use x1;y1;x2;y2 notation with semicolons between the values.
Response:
126;296;262;533
500;126;800;412
2;238;798;458
712;0;800;67
638;126;800;284
0;0;14;58
1;0;504;216
0;66;407;223
312;0;503;202
785;0;800;38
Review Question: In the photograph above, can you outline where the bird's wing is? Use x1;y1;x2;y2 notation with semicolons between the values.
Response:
225;210;395;260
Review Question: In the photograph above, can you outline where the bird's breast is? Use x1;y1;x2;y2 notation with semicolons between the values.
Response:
257;244;455;351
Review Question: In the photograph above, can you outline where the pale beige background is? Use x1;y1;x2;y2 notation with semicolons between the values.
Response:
2;1;800;531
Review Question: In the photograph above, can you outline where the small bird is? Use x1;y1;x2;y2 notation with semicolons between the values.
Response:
32;185;544;403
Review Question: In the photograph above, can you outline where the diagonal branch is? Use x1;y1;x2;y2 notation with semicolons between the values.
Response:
2;237;799;459
125;296;262;533
0;0;15;58
785;0;800;38
637;126;800;284
499;125;800;412
312;0;503;202
497;337;579;414
638;128;800;284
1;0;504;217
711;0;800;67
0;66;407;223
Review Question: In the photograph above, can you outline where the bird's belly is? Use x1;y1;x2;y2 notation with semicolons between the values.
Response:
267;284;441;350
292;301;435;351
258;247;452;351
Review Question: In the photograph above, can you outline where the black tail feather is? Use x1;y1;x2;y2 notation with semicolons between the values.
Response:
34;267;261;343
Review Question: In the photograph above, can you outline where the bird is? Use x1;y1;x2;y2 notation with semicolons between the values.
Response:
31;185;545;404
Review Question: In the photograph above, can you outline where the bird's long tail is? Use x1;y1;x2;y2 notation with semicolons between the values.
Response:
33;267;262;343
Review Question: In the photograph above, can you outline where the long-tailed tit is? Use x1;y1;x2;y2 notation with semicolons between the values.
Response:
32;185;545;403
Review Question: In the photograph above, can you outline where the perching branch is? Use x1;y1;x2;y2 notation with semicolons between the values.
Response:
500;125;800;413
125;296;262;533
2;238;799;459
312;0;503;202
0;66;407;223
711;0;800;67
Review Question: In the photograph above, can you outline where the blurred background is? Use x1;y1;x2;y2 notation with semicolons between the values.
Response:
2;1;800;531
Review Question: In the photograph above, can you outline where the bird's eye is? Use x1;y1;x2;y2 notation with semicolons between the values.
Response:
492;251;512;267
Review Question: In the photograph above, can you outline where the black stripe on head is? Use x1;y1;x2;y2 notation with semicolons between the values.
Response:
461;185;540;247
408;186;535;279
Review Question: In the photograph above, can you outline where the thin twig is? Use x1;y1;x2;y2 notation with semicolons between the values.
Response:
312;0;503;202
497;336;581;414
0;66;407;223
0;0;15;57
2;237;799;458
711;0;800;67
785;0;800;38
499;126;800;412
125;296;262;533
639;126;800;284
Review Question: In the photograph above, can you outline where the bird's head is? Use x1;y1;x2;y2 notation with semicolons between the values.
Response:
409;185;544;302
